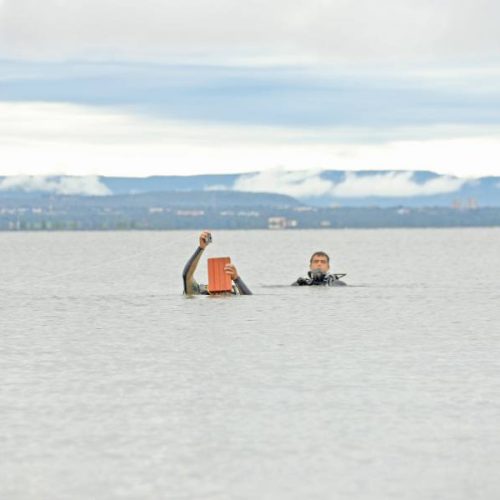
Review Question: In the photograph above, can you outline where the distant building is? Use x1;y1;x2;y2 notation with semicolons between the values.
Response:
268;216;298;229
452;198;478;210
467;197;478;210
176;210;205;216
237;211;260;217
294;206;317;212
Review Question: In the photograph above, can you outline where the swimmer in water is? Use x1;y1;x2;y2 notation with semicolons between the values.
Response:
292;251;347;286
182;230;252;296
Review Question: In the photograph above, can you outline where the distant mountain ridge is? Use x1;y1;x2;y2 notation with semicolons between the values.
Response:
0;190;300;209
1;170;499;207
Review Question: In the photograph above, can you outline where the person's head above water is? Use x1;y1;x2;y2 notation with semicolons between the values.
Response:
309;251;330;273
291;250;345;286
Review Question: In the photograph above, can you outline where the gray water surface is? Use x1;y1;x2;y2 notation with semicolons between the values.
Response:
1;229;500;499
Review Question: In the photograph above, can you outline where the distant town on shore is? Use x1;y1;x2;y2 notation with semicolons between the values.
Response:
1;170;499;230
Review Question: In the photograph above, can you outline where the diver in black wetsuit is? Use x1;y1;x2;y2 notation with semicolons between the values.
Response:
292;251;346;287
182;231;252;296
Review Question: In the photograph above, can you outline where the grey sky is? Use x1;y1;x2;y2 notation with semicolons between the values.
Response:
1;0;500;64
1;0;499;177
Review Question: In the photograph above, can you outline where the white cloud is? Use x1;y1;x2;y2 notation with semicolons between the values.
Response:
0;175;110;195
331;171;467;197
234;169;468;199
1;0;500;64
235;169;333;198
1;101;500;178
204;184;229;191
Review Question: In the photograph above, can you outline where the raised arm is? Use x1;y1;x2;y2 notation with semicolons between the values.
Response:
182;246;204;295
182;231;211;295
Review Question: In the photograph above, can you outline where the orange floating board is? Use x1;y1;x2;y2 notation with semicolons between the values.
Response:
207;257;232;293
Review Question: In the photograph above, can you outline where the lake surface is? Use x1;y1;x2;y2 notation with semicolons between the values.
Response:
1;229;500;500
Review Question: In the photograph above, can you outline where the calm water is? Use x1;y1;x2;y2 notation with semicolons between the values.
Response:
1;229;500;500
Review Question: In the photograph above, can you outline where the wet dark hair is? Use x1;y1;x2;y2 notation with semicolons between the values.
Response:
310;251;330;264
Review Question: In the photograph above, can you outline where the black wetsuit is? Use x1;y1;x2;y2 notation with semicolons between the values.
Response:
292;272;347;287
182;246;252;295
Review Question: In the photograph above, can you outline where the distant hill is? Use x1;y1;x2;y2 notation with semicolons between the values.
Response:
1;170;499;207
100;171;500;207
307;171;500;208
2;184;500;231
0;190;300;209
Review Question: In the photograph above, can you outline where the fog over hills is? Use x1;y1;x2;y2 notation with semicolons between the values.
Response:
1;170;499;207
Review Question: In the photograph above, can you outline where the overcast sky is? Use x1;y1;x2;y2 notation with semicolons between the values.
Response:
1;0;500;178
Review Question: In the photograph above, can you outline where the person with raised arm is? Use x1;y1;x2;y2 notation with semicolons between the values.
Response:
182;231;252;296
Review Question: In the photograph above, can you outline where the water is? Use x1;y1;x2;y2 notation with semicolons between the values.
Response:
1;229;500;500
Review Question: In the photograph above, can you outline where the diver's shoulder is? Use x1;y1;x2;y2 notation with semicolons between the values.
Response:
328;273;347;286
330;280;347;286
291;277;308;286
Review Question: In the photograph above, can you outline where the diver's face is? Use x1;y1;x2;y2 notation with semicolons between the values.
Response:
310;255;330;273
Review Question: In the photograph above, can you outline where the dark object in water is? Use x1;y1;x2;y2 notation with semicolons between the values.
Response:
292;272;347;287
